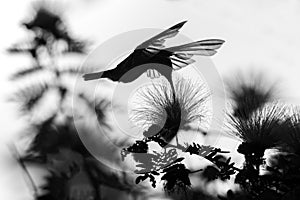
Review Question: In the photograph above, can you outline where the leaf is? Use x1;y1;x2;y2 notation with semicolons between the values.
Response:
226;157;231;164
10;66;44;80
151;171;160;176
10;82;49;113
149;174;157;188
59;65;96;75
173;157;185;163
201;165;220;182
135;175;147;184
185;142;201;154
161;163;191;193
125;140;148;153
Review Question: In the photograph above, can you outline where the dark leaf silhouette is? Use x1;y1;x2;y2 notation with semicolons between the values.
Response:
135;172;157;188
161;163;191;194
185;143;237;181
121;140;149;161
133;149;178;174
202;165;220;181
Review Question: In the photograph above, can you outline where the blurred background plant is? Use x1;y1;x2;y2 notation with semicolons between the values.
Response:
7;2;146;200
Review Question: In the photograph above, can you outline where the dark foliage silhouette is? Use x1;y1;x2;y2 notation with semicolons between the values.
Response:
131;78;209;146
229;105;288;158
123;70;300;199
121;79;238;199
8;3;144;200
222;79;300;200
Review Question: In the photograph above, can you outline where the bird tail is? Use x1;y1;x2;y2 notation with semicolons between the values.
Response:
165;39;225;56
83;72;103;81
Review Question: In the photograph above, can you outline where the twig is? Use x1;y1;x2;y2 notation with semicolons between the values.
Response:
189;169;203;174
8;143;39;198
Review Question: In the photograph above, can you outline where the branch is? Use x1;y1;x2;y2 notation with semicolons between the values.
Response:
8;143;38;198
10;66;44;80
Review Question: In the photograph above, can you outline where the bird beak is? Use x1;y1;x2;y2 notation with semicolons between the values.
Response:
82;72;104;81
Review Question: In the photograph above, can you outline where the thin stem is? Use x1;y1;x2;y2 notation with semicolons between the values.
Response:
8;143;38;198
189;169;203;174
175;135;179;147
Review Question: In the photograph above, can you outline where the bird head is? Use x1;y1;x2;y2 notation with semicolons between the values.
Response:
83;71;107;81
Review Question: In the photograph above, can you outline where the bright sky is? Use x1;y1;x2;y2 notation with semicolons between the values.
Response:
1;0;300;199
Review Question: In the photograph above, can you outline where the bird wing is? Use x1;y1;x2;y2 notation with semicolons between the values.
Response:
135;21;187;56
165;39;225;70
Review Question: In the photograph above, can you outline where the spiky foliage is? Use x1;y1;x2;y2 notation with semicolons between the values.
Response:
226;103;300;199
121;77;239;197
259;108;300;200
131;78;210;143
282;108;300;155
227;72;275;119
224;73;300;199
229;104;288;157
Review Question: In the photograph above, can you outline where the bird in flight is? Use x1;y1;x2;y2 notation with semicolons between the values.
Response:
83;21;224;96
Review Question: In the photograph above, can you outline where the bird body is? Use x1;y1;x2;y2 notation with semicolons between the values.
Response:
83;21;225;95
103;49;151;82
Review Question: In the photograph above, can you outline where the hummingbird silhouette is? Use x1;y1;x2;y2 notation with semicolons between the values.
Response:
83;21;224;96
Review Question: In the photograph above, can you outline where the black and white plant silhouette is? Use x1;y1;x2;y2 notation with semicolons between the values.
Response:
220;74;300;200
8;2;144;200
6;2;300;200
121;78;237;199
